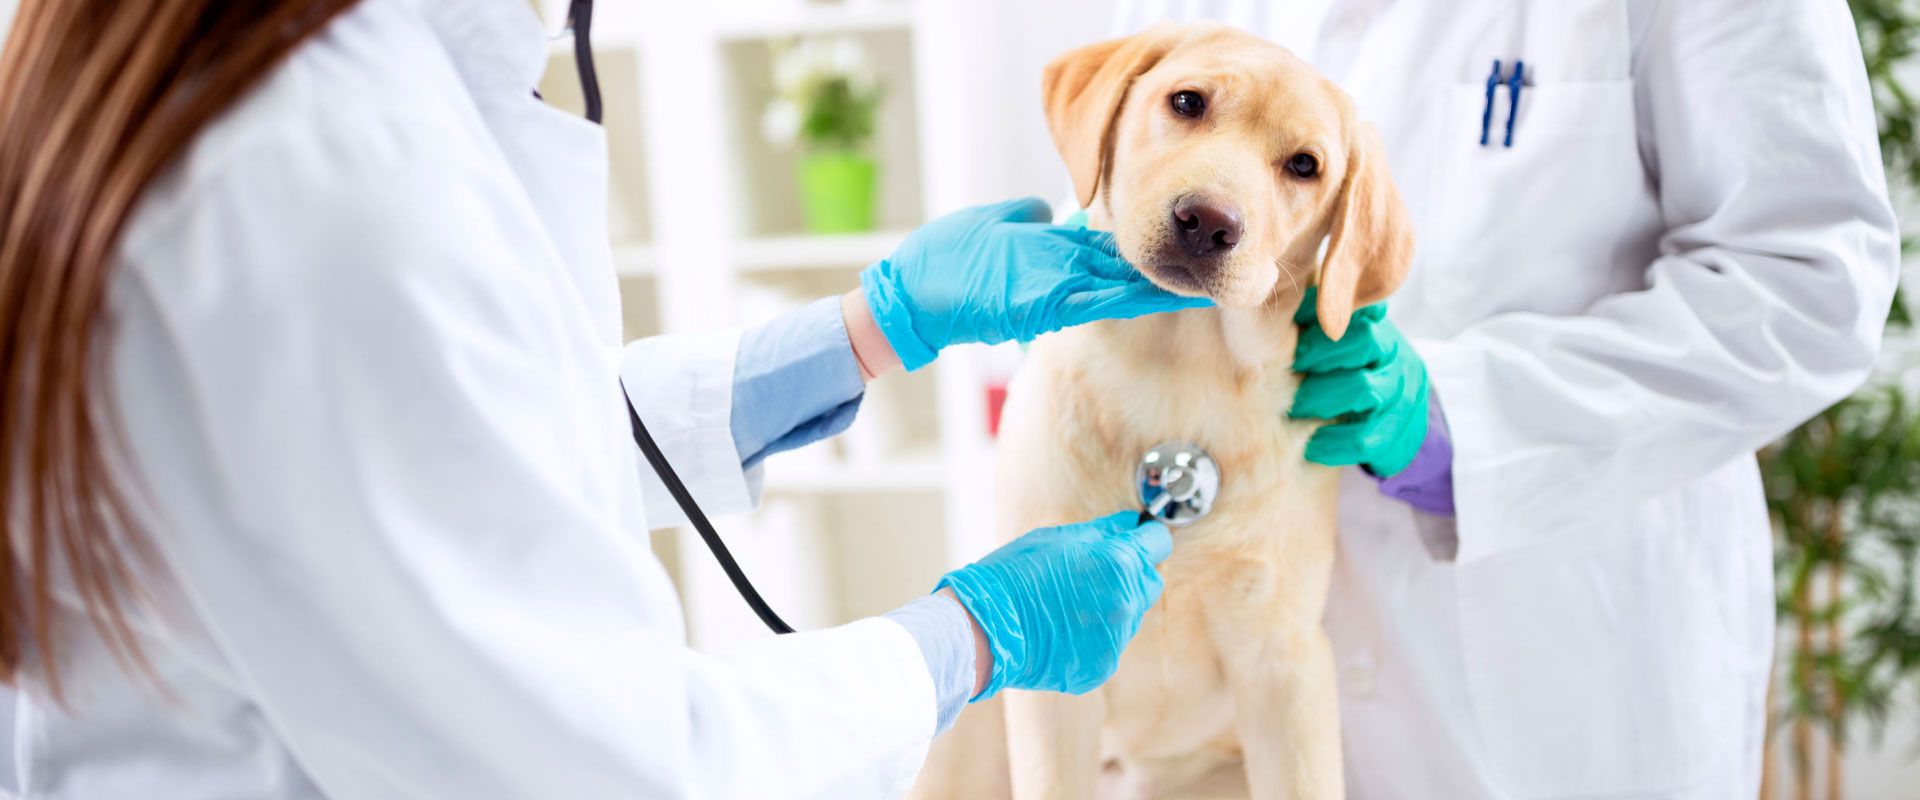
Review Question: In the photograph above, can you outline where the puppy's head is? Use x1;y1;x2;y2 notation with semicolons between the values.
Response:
1043;23;1412;338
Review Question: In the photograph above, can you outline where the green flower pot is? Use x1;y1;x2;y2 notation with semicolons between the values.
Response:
797;151;877;234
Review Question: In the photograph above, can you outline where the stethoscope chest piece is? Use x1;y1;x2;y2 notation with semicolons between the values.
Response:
1136;442;1220;527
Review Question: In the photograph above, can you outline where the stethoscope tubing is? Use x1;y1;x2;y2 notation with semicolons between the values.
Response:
569;4;790;634
624;385;797;634
568;0;602;124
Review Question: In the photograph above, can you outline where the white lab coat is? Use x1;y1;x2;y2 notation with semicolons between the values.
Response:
6;0;936;797
1108;1;1898;798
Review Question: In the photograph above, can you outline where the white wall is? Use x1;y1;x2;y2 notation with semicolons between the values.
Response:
915;0;1110;211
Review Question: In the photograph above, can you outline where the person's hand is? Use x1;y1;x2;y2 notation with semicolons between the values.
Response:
935;511;1172;700
859;198;1212;371
1291;287;1430;477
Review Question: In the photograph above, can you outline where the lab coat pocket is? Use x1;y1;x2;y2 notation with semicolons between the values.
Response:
1455;503;1749;798
1420;79;1655;330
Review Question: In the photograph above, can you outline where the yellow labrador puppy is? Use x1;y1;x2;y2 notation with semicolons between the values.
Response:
911;22;1413;800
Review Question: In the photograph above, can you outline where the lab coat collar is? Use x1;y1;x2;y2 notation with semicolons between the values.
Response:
411;0;549;96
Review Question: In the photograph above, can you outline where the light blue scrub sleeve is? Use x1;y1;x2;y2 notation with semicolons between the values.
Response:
729;296;866;468
883;594;977;735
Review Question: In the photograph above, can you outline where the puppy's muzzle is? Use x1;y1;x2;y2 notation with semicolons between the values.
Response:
1171;193;1242;260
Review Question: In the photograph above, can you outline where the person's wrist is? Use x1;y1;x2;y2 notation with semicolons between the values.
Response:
840;289;903;382
856;263;941;371
936;586;991;698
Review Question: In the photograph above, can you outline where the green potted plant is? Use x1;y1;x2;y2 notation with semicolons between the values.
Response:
762;35;883;234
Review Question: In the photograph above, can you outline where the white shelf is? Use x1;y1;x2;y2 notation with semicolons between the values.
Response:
711;3;915;42
762;456;943;494
733;230;909;273
614;243;657;277
567;3;915;49
545;21;643;55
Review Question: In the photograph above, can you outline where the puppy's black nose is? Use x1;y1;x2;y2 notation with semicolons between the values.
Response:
1171;196;1243;258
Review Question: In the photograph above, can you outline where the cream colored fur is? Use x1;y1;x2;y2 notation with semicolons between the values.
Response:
909;23;1411;800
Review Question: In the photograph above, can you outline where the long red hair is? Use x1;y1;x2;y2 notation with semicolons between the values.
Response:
0;0;362;697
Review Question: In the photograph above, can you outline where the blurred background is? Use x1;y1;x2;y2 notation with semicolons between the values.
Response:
0;0;1914;795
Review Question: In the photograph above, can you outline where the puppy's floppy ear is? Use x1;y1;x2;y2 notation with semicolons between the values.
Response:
1316;122;1413;340
1042;24;1187;210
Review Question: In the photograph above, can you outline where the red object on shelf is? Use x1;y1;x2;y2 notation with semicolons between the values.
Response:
985;382;1009;438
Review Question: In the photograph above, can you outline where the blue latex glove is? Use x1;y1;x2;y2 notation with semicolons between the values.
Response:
936;511;1172;700
1291;287;1431;477
861;198;1212;370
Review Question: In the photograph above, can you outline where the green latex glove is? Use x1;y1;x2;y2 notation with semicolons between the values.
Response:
1290;287;1430;477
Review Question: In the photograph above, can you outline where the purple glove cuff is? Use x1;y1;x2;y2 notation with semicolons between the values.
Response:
1372;392;1456;516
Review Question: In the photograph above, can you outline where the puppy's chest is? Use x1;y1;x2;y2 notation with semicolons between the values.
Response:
1047;352;1315;529
1019;330;1339;757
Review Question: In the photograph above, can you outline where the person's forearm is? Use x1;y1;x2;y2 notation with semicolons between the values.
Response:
938;587;992;698
1373;388;1455;516
724;292;908;470
689;617;945;796
840;289;901;382
727;297;867;468
883;592;989;735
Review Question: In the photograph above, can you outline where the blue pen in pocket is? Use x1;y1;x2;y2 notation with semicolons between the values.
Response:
1478;59;1529;148
1503;61;1526;148
1479;60;1502;147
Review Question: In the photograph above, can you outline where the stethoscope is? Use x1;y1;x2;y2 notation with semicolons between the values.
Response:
560;3;1221;636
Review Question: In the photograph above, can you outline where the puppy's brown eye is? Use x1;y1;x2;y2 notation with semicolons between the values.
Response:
1285;153;1320;178
1170;90;1207;118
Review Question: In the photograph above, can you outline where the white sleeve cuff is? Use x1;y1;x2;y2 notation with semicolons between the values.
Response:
621;331;763;530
